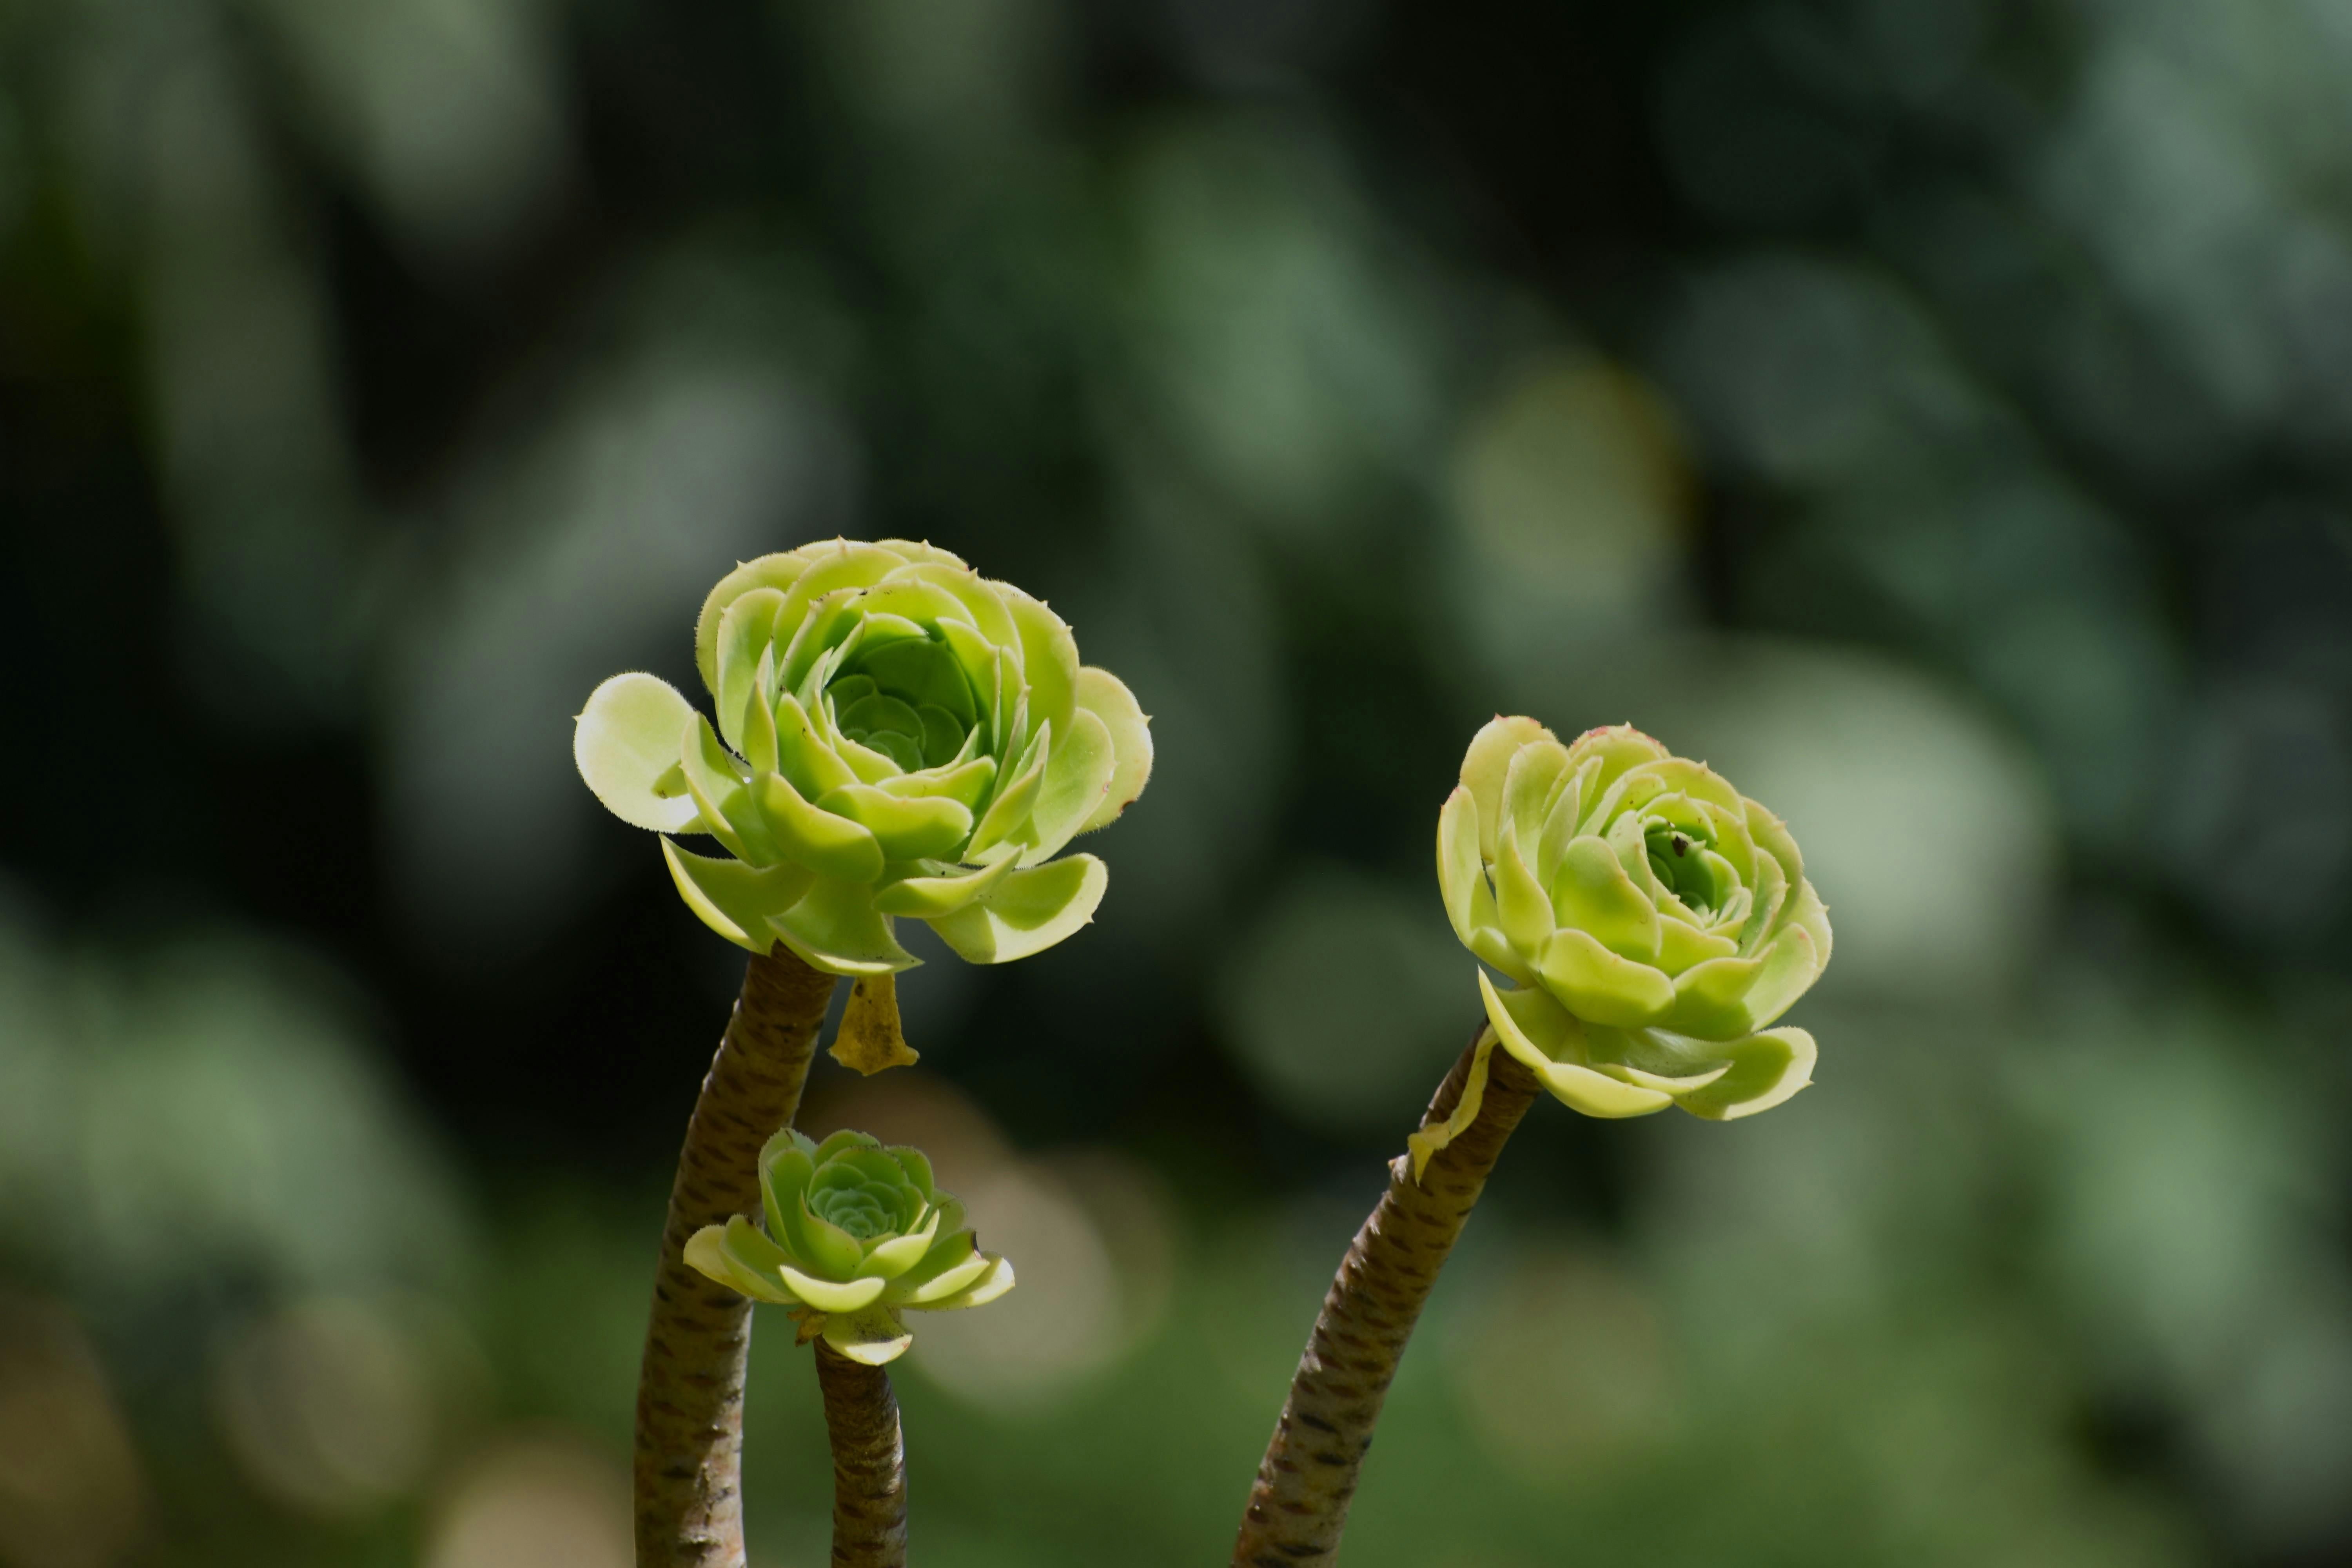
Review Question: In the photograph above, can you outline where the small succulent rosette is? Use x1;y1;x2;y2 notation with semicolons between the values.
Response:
573;539;1151;1071
1412;717;1831;1175
684;1128;1014;1365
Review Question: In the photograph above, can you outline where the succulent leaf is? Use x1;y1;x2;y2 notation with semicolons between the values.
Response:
684;1220;792;1304
716;588;788;753
660;839;815;954
869;851;1022;919
1500;739;1571;855
768;878;917;977
1537;929;1675;1028
821;1305;918;1366
695;555;812;695
1461;715;1553;861
909;1254;1015;1312
575;673;704;833
815;783;973;862
776;1265;888;1314
969;721;1051;858
1074;667;1153;833
886;1146;936;1201
1671;1027;1818;1121
1436;786;1485;949
1025;706;1117;865
761;1142;817;1241
924;854;1107;964
856;1210;942;1281
680;715;768;864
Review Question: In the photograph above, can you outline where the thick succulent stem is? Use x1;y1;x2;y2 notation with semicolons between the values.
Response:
1231;1027;1542;1568
812;1340;911;1568
636;947;838;1568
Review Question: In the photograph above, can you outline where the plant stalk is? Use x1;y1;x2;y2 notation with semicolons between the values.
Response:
635;946;838;1568
1231;1026;1542;1568
812;1339;911;1568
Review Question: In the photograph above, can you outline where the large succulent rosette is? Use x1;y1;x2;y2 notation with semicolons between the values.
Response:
684;1128;1013;1366
1412;718;1830;1173
573;539;1151;1067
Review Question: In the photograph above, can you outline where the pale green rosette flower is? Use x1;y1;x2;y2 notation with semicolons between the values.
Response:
573;538;1152;1069
1412;717;1830;1174
684;1128;1014;1366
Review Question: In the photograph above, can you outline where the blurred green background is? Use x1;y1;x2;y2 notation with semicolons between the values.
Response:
4;0;2352;1564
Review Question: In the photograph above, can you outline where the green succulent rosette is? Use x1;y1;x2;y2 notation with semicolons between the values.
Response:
573;539;1151;1070
1412;717;1831;1174
684;1128;1014;1366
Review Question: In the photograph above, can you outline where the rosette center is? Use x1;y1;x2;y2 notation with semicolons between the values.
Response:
828;633;980;772
809;1180;903;1240
1644;819;1725;915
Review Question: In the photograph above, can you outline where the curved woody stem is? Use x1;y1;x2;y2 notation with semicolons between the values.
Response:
812;1340;911;1568
635;946;837;1568
1231;1025;1543;1568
